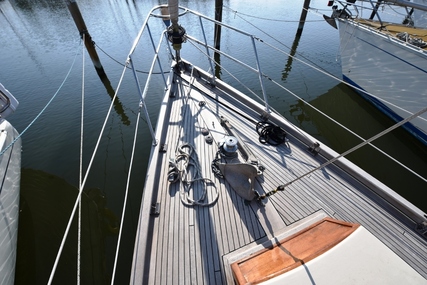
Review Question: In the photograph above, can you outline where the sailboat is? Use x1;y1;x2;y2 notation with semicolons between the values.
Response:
118;1;427;284
326;0;427;145
0;83;21;285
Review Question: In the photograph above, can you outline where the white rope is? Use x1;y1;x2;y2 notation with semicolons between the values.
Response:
223;5;324;22
110;104;142;285
238;6;427;124
283;105;427;188
77;34;85;285
267;78;427;182
186;34;426;182
169;143;219;206
0;43;81;156
47;53;130;285
192;10;426;180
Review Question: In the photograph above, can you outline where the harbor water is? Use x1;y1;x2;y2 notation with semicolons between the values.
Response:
1;0;426;283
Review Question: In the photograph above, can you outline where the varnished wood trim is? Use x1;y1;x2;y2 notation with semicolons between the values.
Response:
231;218;360;284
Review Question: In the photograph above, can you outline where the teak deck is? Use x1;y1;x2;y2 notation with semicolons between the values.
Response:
130;63;427;284
356;18;427;50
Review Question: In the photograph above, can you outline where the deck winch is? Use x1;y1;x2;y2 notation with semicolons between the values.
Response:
212;117;266;201
220;136;239;156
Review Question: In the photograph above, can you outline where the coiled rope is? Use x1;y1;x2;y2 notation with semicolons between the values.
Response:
256;121;287;145
169;143;219;206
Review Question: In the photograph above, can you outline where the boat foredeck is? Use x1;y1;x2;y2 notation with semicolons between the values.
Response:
356;18;427;50
131;64;427;284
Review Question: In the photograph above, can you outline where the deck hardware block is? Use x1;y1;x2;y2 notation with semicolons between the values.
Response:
150;203;161;216
159;143;168;153
308;142;321;155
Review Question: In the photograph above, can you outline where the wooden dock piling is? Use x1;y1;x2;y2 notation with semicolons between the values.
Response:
297;0;311;36
66;0;107;78
214;0;223;50
65;0;130;125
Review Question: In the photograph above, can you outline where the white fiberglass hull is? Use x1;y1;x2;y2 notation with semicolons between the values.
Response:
337;19;427;144
0;120;21;285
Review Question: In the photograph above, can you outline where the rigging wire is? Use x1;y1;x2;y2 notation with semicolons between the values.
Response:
185;31;427;182
228;7;338;82
110;103;142;285
223;5;324;22
0;43;82;157
95;42;170;75
266;74;427;182
258;19;427;125
334;0;410;19
48;46;131;285
283;105;427;188
77;34;86;285
232;3;426;125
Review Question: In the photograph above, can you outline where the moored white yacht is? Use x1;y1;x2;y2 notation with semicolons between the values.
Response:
326;0;427;145
0;83;21;285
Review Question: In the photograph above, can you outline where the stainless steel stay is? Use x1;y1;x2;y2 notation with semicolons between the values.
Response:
126;5;272;146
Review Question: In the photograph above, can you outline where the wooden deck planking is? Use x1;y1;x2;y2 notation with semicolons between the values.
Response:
171;92;187;284
156;141;171;284
190;99;246;283
149;79;268;283
162;85;183;284
185;93;207;285
199;79;409;230
197;84;323;233
186;81;267;244
134;68;427;284
199;76;427;277
194;102;218;285
188;92;230;271
201;136;223;276
157;81;189;284
211;116;266;243
173;91;190;285
215;96;336;222
221;99;400;231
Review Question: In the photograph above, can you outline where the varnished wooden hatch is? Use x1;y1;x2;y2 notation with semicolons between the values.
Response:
231;218;360;284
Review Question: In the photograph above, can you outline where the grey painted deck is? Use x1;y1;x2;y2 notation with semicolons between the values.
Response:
131;63;427;284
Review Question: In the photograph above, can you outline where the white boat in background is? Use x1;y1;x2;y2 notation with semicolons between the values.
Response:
0;83;21;285
326;0;427;145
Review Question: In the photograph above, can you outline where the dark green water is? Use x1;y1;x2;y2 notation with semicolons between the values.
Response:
1;0;426;283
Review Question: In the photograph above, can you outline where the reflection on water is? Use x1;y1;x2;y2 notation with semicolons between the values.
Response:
17;168;118;284
282;34;301;82
297;84;427;210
